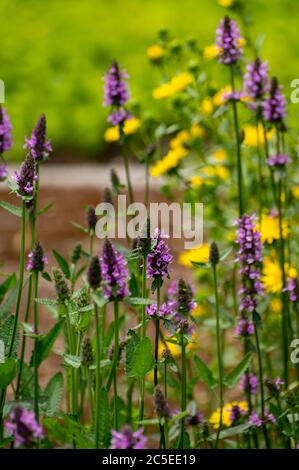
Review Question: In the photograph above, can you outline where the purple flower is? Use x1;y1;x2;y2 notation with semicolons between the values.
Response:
263;77;286;123
86;205;97;232
154;385;171;420
244;58;270;104
267;153;291;168
234;317;254;337
14;154;36;200
0;160;8;182
146;301;173;319
240;372;259;395
101;238;130;301
26;241;47;272
249;409;276;427
223;90;245;102
111;425;147;449
215;16;243;65
284;277;299;302
24;114;52;161
265;377;284;397
87;255;102;290
168;279;196;334
229;404;248;423
108;108;130;126
147;229;173;281
185;408;205;427
5;406;43;447
0;107;13;154
103;61;130;126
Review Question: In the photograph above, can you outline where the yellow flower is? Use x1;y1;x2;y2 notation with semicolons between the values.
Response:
203;44;220;61
212;149;227;162
192;304;207;317
179;243;210;268
201;97;214;114
292;187;299;199
104;117;141;143
213;85;232;106
159;341;181;358
218;0;234;7
170;130;190;149
243;124;274;147
269;298;282;315
209;401;248;429
147;44;164;61
262;257;297;293
258;213;289;244
186;331;200;352
190;124;205;138
237;37;246;48
150;145;188;178
147;369;161;382
202;165;229;180
189;175;203;188
153;72;193;100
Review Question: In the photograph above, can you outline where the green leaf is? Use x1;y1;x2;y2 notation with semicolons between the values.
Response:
191;261;211;269
169;410;189;427
63;354;81;368
42;272;52;282
0;357;17;388
35;297;58;306
37;201;55;215
210;423;250;440
224;352;252;389
30;320;64;368
92;291;108;309
125;330;140;377
127;297;156;306
194;355;217;389
44;372;64;416
0;273;16;304
71;221;88;233
0;282;19;321
220;247;233;262
0;315;19;357
131;336;154;377
97;387;111;447
52;250;71;279
0;200;22;217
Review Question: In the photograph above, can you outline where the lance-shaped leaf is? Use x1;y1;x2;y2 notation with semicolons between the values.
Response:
52;250;71;279
224;352;252;389
194;355;217;389
130;336;154;377
30;320;64;368
0;357;17;388
0;200;22;217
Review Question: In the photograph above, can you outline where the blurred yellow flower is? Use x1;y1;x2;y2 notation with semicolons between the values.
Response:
212;149;227;162
170;130;190;149
104;117;141;143
202;165;229;180
269;298;282;315
147;369;161;382
189;175;203;188
209;401;248;429
150;145;188;178
179;243;210;268
258;213;289;244
243;124;274;147
201;97;214;114
159;341;181;358
262;257;297;293
190;123;205;138
213;85;232;106
153;72;193;99
192;304;207;317
186;331;200;351
147;44;164;61
292;187;299;199
218;0;234;7
203;44;220;61
237;37;246;48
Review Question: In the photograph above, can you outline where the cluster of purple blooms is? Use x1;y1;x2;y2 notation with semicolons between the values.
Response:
103;61;130;126
235;214;263;337
147;229;173;281
167;279;196;334
5;407;43;448
284;277;299;302
26;241;48;272
229;404;248;424
0;107;13;182
111;425;147;449
267;153;291;168
146;301;173;319
263;77;286;123
249;409;276;427
240;372;259;396
244;58;270;106
215;16;243;65
14;153;37;201
24;114;52;161
101;238;130;301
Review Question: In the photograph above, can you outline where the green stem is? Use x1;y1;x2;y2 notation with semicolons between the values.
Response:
94;302;101;448
139;254;147;422
213;264;223;449
33;272;39;422
154;287;161;387
179;333;187;449
113;300;119;430
230;65;244;216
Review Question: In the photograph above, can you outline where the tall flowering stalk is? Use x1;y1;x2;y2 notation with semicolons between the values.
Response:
101;238;130;429
216;16;244;216
27;242;48;422
235;214;270;448
86;205;97;255
87;255;102;448
103;61;134;204
0;106;12;183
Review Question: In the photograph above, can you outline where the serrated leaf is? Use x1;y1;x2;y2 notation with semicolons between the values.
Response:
125;330;140;377
30;320;64;368
44;372;63;416
0;315;19;357
53;250;71;279
35;298;58;306
224;352;252;389
63;354;81;368
0;357;16;388
0;282;19;321
0;273;16;304
127;297;156;306
0;200;22;217
131;336;154;377
194;355;217;389
98;387;111;447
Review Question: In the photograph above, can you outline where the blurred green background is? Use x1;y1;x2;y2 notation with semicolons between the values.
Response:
1;0;298;161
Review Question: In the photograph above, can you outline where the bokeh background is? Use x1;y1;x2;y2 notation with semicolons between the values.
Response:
1;0;299;161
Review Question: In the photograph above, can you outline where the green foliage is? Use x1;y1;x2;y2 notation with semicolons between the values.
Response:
0;357;17;388
30;319;64;368
224;352;252;389
194;355;217;389
130;336;154;377
44;372;64;416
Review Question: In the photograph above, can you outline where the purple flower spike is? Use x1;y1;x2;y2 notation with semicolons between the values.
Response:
147;229;173;281
229;404;248;423
215;16;243;65
240;372;259;395
103;61;130;126
249;409;276;428
5;406;43;448
263;77;286;123
146;301;174;319
111;425;147;449
26;241;47;272
284;277;299;302
101;238;130;301
14;153;36;200
0;160;8;182
244;58;270;104
234;317;254;337
0;107;13;154
267;154;291;168
24;114;52;161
